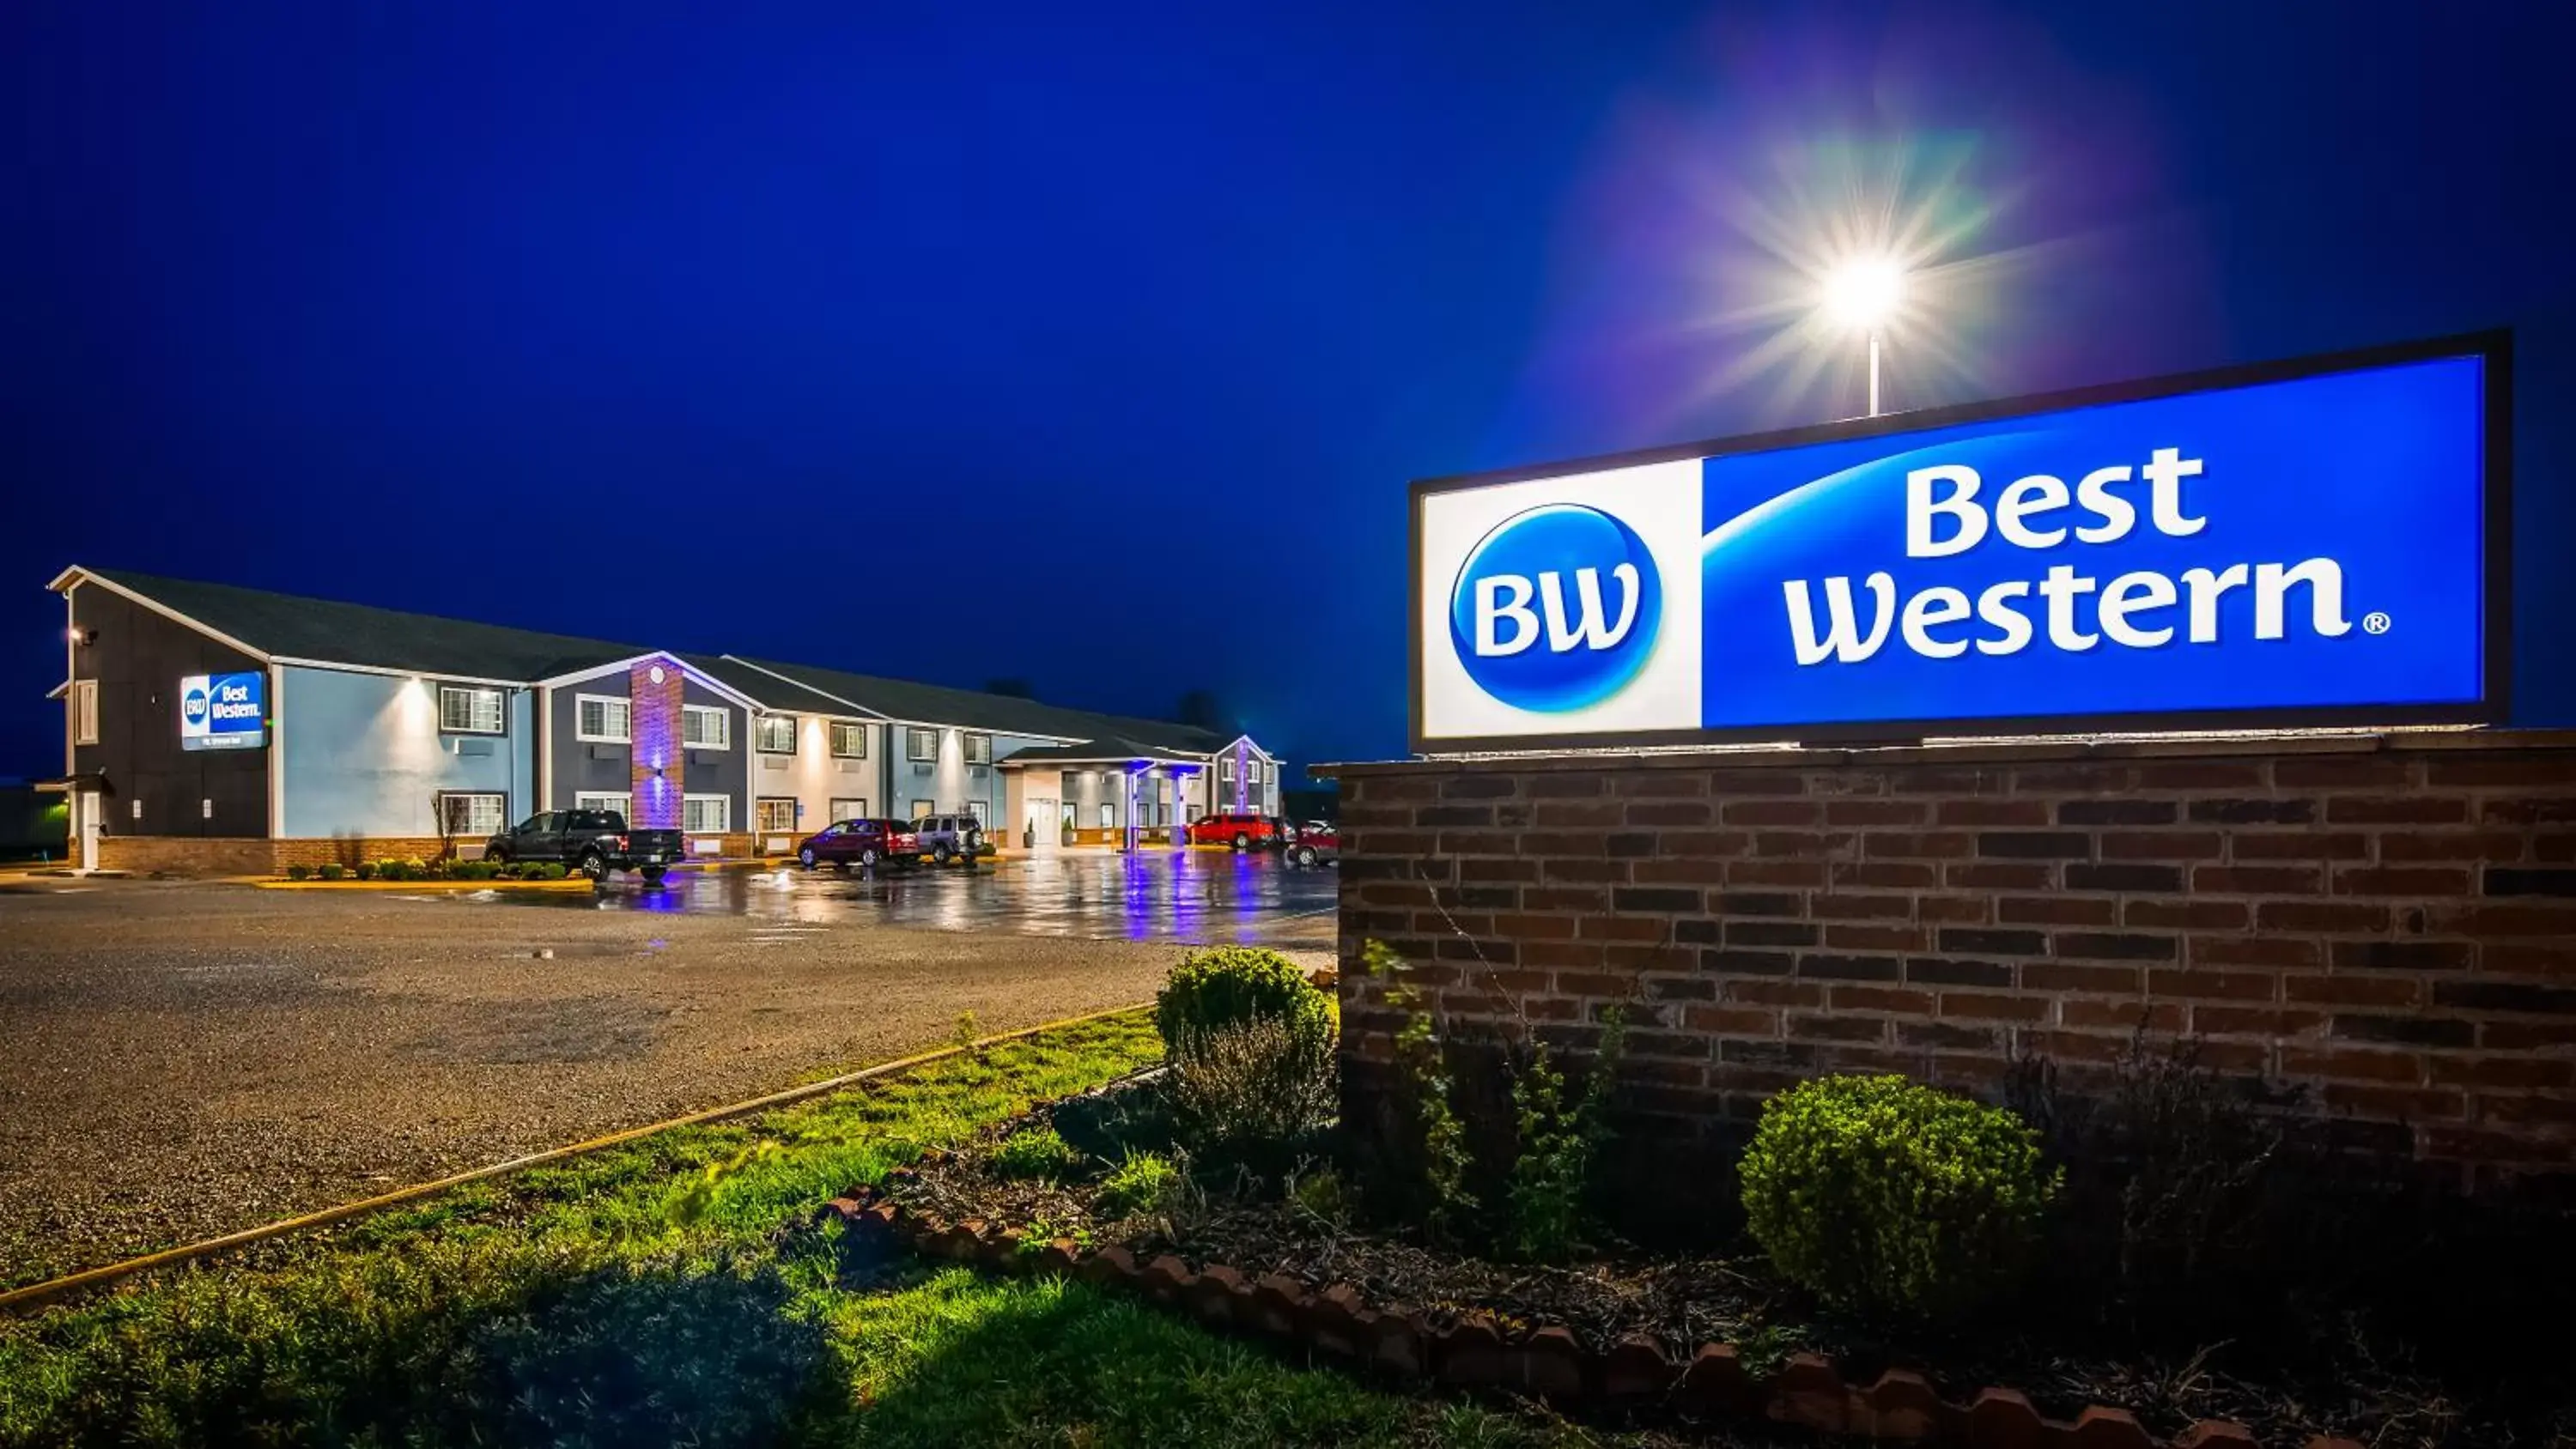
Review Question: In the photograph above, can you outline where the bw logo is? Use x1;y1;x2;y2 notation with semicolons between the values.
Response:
1448;504;1662;712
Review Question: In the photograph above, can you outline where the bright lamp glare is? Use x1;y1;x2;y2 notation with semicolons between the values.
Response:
1823;257;1905;330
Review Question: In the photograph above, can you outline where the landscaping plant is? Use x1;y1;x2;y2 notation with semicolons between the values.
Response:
1153;946;1332;1056
316;863;345;881
1360;940;1476;1238
991;1126;1080;1181
1504;1006;1625;1263
1094;1152;1182;1220
1740;1074;2059;1319
1162;1014;1337;1166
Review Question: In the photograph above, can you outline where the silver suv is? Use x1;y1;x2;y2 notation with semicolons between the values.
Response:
912;813;992;865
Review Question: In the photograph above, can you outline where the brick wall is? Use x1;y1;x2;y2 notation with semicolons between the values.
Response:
96;835;452;876
1324;731;2576;1196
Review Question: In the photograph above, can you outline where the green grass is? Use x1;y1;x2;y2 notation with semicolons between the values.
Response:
0;1012;1661;1449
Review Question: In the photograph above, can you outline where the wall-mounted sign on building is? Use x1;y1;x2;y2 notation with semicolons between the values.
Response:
179;670;267;751
1413;332;2508;752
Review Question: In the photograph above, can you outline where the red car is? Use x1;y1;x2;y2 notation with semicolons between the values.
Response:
1188;812;1287;850
794;817;920;870
1284;822;1339;867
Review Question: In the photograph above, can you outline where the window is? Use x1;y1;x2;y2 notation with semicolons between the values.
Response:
1220;755;1236;784
829;722;867;759
756;797;798;833
911;798;935;819
575;694;629;743
73;680;98;745
575;791;632;824
963;800;987;825
963;733;992;766
439;685;505;734
907;727;939;762
683;795;731;834
1098;802;1118;828
756;714;797;754
438;792;506;839
1247;759;1264;785
683;705;731;749
829;797;868;823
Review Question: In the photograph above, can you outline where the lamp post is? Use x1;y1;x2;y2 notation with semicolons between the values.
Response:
1822;256;1905;417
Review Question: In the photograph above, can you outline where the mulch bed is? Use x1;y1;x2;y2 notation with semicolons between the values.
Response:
876;1085;2557;1449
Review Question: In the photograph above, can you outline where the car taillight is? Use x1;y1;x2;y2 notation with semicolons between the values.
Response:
614;834;628;851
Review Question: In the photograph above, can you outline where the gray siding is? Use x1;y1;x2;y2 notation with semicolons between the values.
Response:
550;681;635;802
70;584;269;838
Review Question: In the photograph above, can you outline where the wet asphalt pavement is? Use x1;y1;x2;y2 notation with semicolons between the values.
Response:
465;847;1341;948
0;849;1336;1288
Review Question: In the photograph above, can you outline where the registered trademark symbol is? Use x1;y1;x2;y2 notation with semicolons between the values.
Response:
2362;611;2392;634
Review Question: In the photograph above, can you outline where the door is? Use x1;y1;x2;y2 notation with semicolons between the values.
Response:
1029;797;1057;849
76;792;100;872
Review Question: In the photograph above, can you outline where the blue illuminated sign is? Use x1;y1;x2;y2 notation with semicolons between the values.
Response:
1413;336;2505;749
179;670;267;751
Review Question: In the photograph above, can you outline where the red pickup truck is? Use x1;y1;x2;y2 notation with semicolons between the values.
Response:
1187;812;1286;850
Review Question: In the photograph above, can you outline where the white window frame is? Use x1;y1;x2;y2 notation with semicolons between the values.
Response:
829;797;869;823
1099;801;1118;828
911;798;936;820
574;694;630;743
829;721;868;759
438;685;506;735
963;800;987;825
907;727;939;762
755;797;798;833
755;714;797;755
73;680;99;745
963;732;992;766
1220;756;1236;784
683;794;732;834
574;791;633;824
683;705;731;749
438;791;507;839
1247;759;1264;785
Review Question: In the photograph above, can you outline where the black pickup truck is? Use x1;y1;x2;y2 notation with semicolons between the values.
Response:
483;809;683;882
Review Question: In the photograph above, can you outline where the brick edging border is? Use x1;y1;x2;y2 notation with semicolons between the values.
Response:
817;1174;2361;1449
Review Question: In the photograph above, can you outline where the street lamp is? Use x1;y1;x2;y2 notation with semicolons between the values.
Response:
1821;255;1905;416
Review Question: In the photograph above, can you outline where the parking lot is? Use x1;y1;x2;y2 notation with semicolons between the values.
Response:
0;850;1335;1288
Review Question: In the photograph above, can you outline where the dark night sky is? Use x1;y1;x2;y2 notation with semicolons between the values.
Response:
5;1;2571;778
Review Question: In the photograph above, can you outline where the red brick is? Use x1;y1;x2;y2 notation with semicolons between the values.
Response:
2334;865;2475;896
1625;801;1716;828
1823;799;1931;827
1726;859;1827;888
2284;973;2422;1008
2148;967;2280;1001
1937;799;2054;828
1832;860;1939;890
1920;895;1990;924
2427;1056;2574;1089
2378;830;2531;863
1684;1006;1780;1034
1864;832;1975;859
2424;756;2576;787
2255;900;2391;934
2274;756;2421;789
1750;831;1856;859
2134;761;2268;790
1808;893;1913;921
2063;997;2188;1033
2229;830;2372;861
1940;992;2051;1022
2193;1004;2327;1036
2099;830;2227;861
1534;801;1625;828
1725;979;1824;1007
1821;923;1929;952
1830;985;1935;1015
2189;935;2319;968
1945;862;2054;890
1615;772;1712;797
2195;865;2325;895
2484;1021;2576;1050
2022;962;2143;993
1493;913;1578;939
2325;1083;2467;1119
2325;796;2471;825
1719;800;1820;828
1629;858;1732;885
2001;895;2119;925
2280;1046;2424;1083
2122;899;2251;931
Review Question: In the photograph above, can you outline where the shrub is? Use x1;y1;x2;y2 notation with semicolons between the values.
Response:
353;861;380;882
376;859;410;882
1359;939;1475;1236
1289;1165;1352;1226
992;1127;1078;1181
448;860;495;881
1163;1015;1336;1164
533;862;568;881
1094;1152;1181;1219
316;863;346;882
1741;1075;2058;1319
1505;1006;1626;1263
1153;947;1329;1058
285;864;312;882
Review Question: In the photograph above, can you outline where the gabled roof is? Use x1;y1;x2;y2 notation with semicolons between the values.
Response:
996;737;1213;767
722;657;1226;755
682;656;884;721
52;567;641;682
46;567;1244;754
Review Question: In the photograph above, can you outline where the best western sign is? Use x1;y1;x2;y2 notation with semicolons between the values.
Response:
1413;334;2507;750
179;670;267;751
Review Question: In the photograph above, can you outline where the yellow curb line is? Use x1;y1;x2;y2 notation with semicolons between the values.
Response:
0;1001;1153;1315
254;877;599;892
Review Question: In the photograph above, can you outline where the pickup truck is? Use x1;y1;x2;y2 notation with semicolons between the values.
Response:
483;809;683;882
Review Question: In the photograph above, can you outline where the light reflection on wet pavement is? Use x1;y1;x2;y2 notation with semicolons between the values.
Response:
452;850;1340;948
